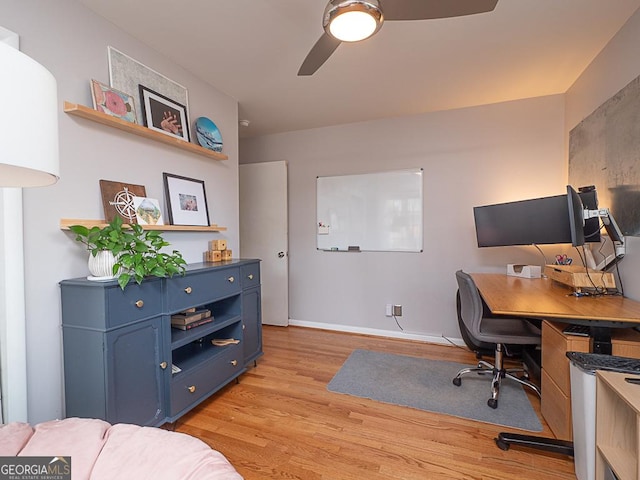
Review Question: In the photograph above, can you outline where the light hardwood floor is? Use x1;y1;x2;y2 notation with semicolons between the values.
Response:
176;326;576;479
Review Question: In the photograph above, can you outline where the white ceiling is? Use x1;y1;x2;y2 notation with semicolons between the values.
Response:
77;0;640;138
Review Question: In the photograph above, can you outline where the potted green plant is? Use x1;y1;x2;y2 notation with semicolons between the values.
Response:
69;216;187;290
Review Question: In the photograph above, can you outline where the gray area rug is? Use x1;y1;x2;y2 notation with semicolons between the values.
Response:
327;349;542;432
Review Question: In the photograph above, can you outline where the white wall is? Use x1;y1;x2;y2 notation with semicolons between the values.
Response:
3;0;239;423
565;8;640;302
240;95;567;340
240;6;640;347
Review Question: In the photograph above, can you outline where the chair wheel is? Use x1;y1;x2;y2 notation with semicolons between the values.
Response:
488;398;498;409
453;377;461;387
495;437;509;451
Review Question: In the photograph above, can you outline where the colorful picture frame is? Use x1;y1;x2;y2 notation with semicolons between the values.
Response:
139;85;190;141
133;196;164;226
90;79;137;123
194;117;223;152
163;173;210;226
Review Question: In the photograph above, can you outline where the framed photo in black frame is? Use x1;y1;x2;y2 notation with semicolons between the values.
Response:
163;173;210;226
139;84;190;141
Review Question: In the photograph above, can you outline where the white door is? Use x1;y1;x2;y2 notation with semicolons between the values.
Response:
239;161;288;326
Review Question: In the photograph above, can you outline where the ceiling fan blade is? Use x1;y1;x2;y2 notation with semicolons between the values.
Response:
382;0;498;21
298;32;342;76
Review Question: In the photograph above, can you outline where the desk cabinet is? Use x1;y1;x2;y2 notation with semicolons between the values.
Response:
541;321;640;441
541;321;590;441
595;370;640;480
61;260;261;426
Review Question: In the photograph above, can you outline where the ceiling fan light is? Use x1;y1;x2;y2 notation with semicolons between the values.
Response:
324;0;383;42
330;11;377;42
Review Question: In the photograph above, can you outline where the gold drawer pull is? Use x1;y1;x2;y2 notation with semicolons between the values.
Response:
230;360;238;366
184;286;192;294
188;385;196;393
227;276;235;283
135;300;144;308
248;274;254;280
159;361;167;370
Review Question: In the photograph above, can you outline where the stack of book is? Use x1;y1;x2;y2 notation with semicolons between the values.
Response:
171;308;213;330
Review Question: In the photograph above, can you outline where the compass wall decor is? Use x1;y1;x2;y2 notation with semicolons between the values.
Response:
99;179;147;223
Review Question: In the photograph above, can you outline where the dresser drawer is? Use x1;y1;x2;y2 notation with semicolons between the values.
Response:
241;263;260;289
105;281;164;328
167;267;241;312
170;345;243;416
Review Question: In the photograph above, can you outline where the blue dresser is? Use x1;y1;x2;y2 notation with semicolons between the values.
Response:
60;260;262;426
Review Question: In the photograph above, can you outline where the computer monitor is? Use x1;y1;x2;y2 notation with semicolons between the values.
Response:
578;186;601;243
567;185;585;247
473;186;600;248
474;194;572;247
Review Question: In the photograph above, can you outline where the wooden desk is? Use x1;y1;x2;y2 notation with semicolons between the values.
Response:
471;273;640;441
470;273;640;325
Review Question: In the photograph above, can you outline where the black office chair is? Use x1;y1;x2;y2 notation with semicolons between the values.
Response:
452;270;542;409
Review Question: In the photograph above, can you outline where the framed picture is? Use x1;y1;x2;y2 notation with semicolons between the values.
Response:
139;84;190;141
133;196;164;226
108;46;188;126
90;79;137;123
163;173;210;226
99;179;147;223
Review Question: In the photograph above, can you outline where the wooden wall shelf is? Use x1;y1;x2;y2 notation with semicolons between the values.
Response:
60;219;227;232
63;102;228;161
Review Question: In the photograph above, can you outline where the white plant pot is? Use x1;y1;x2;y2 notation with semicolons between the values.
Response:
87;250;119;280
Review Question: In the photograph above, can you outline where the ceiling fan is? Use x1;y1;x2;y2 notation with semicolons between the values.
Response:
298;0;499;76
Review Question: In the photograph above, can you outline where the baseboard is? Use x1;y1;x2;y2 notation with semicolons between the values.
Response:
287;319;466;347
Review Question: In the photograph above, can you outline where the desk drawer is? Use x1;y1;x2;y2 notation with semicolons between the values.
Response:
541;369;573;441
542;321;589;393
611;328;640;358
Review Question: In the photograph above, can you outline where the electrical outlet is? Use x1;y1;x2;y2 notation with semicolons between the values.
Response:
393;305;402;317
385;304;393;317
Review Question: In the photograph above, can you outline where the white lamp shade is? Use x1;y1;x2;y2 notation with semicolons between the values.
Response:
0;41;59;187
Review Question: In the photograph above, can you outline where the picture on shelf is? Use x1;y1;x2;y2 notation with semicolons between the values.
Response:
90;79;137;124
108;46;188;126
133;196;164;225
99;179;147;224
163;173;210;226
139;84;190;141
194;116;223;153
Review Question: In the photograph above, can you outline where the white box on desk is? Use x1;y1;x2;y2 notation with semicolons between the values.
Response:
507;264;542;278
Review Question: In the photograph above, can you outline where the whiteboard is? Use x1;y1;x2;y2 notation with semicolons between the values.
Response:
317;168;423;252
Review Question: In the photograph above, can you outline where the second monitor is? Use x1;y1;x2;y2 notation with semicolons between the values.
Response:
474;186;600;248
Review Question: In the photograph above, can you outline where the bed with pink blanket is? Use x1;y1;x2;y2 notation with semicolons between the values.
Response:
0;417;242;479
